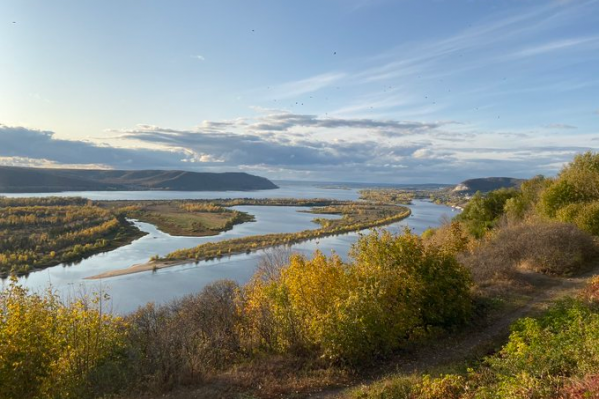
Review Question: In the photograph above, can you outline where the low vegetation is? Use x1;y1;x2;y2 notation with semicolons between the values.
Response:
99;200;255;236
460;220;598;281
160;202;411;264
351;279;599;398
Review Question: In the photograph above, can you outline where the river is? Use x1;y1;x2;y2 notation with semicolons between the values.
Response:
3;184;458;314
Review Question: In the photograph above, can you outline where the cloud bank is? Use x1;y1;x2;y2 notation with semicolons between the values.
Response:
1;112;596;184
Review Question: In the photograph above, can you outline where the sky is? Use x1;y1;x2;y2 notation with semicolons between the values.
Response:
0;0;598;184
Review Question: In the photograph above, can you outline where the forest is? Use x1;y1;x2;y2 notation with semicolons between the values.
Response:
0;197;142;277
1;152;599;399
359;187;470;208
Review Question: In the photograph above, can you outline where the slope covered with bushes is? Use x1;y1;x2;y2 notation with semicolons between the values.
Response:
0;229;473;398
353;278;599;399
2;152;599;399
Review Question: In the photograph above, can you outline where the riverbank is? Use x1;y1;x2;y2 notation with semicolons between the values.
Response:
0;197;147;278
86;204;411;279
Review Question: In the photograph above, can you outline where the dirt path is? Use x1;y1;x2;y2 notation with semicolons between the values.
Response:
312;264;599;398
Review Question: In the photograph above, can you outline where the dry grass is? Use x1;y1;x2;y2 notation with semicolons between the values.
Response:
459;219;599;285
121;356;351;399
125;202;253;236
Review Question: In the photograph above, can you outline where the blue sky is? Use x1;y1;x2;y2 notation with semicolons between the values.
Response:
1;0;598;183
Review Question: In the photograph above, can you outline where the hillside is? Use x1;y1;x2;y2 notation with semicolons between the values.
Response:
453;176;524;194
0;166;278;193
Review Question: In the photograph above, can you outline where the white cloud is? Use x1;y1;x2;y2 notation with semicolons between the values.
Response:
268;72;347;99
510;36;599;58
0;156;109;170
543;123;577;130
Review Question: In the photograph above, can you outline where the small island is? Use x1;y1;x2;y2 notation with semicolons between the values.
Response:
0;196;412;278
98;200;256;237
86;200;411;279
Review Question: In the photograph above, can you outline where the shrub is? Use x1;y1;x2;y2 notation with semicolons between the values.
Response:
127;279;242;390
242;230;473;364
417;374;466;399
350;230;473;331
559;374;599;398
580;276;599;304
556;200;599;236
379;295;599;399
0;280;129;399
423;221;471;255
460;220;598;281
485;299;599;397
455;188;519;238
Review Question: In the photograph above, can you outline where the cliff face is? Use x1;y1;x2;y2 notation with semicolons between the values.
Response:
0;166;278;193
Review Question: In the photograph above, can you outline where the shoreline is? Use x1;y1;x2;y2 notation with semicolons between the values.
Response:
85;259;184;280
85;208;411;280
1;221;147;280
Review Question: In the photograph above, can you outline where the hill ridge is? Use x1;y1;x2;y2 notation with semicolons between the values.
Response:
453;176;524;194
0;166;278;193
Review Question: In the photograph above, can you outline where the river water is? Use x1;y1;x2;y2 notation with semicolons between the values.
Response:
3;184;457;314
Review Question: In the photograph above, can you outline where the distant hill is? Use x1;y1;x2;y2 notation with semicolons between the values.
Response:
0;166;278;193
453;177;525;194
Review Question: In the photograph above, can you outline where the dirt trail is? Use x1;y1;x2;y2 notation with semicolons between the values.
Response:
312;264;599;398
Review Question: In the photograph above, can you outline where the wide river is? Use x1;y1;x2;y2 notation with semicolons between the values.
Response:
3;183;458;314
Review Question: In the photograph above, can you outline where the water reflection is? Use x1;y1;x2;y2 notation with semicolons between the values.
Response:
5;185;457;313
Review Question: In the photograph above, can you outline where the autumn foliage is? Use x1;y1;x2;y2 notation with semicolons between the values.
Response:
0;279;129;399
242;229;473;364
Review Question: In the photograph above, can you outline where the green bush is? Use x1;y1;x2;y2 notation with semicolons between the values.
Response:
485;299;599;397
539;152;599;227
400;297;599;399
556;200;599;236
456;188;519;238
